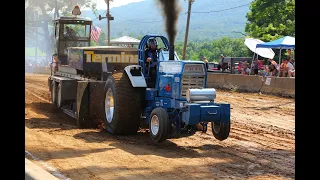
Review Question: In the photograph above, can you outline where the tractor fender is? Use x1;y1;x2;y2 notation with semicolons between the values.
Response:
124;65;147;87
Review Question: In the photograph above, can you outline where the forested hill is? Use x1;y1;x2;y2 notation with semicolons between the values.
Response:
81;0;252;42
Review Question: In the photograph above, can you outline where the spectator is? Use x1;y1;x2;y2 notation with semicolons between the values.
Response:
252;58;259;75
279;59;287;77
237;61;242;74
287;49;295;67
53;54;59;72
202;56;209;70
222;57;228;71
287;49;293;61
242;61;251;75
268;59;277;66
283;59;295;77
292;59;295;67
289;58;295;68
258;59;264;69
263;65;269;76
268;63;278;76
227;62;231;71
217;54;224;71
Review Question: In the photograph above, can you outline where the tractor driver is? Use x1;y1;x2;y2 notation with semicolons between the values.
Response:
145;38;158;86
64;26;76;39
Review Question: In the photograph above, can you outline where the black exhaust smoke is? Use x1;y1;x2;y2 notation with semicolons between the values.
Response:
157;0;182;60
169;45;174;60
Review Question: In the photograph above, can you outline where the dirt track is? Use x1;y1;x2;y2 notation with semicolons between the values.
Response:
25;73;295;180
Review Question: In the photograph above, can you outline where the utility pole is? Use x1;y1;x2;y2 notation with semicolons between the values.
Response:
182;0;194;60
102;0;114;45
107;0;110;45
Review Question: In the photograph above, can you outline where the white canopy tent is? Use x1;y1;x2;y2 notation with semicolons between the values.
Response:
110;36;140;47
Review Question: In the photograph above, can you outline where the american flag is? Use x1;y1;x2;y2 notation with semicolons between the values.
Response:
91;25;102;42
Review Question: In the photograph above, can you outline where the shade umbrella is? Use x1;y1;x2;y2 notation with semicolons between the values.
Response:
244;38;275;59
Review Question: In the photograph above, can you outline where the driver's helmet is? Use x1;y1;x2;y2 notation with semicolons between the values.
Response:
148;38;157;49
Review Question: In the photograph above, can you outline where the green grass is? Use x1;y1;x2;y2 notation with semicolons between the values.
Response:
25;47;46;57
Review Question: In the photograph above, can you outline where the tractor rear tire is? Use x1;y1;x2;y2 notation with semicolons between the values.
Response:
76;82;94;129
104;72;142;135
211;122;230;141
149;107;170;143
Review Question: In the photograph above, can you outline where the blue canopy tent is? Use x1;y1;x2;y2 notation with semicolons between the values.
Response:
255;36;295;64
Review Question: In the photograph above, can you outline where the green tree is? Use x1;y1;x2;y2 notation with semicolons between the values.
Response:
98;32;107;46
245;0;295;41
90;31;107;46
25;0;97;58
174;37;251;61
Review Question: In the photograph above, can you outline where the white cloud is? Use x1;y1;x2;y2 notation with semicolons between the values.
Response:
95;0;145;10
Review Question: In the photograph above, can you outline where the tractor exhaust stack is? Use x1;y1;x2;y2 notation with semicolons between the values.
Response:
169;45;175;60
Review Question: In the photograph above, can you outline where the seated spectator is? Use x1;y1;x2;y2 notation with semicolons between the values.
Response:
263;65;269;76
268;59;277;67
268;63;278;76
290;59;295;68
242;61;251;75
283;59;295;77
293;59;295;67
279;59;287;77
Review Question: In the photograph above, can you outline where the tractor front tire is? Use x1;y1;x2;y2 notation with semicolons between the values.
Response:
149;107;170;143
211;122;230;141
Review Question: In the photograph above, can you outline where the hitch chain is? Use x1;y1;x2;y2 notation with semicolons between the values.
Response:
200;122;208;133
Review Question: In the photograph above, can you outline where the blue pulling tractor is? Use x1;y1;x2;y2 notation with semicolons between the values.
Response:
48;16;230;143
135;35;231;142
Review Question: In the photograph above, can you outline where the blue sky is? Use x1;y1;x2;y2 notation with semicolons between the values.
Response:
95;0;145;10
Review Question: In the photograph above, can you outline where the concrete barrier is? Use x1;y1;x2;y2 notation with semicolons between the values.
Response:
260;76;276;94
270;77;295;97
25;158;59;180
233;74;262;92
222;74;235;89
207;73;226;88
207;73;295;97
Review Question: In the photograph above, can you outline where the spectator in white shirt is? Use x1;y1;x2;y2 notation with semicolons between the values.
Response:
283;59;295;77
